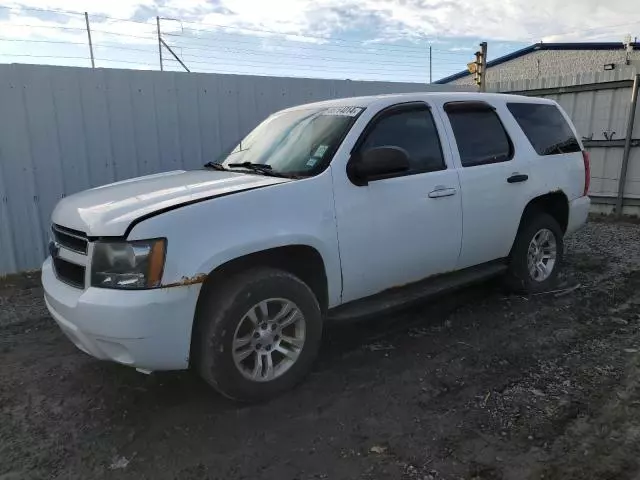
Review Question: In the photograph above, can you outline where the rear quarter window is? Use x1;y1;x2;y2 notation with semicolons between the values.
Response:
507;103;580;156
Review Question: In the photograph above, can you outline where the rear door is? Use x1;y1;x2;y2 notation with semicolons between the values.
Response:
438;100;532;269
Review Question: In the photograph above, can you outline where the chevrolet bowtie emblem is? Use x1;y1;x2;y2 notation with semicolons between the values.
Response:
48;241;60;258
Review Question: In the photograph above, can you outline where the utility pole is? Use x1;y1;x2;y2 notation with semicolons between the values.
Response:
156;16;163;71
479;41;488;92
84;12;95;68
429;45;432;83
468;42;488;91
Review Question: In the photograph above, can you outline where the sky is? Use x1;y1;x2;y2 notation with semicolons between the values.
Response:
0;0;639;83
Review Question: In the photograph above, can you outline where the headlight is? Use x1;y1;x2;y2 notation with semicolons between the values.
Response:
91;239;166;289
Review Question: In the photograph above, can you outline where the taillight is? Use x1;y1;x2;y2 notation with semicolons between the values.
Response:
582;150;590;196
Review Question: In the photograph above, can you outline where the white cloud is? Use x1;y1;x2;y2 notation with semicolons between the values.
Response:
200;0;640;43
4;0;639;45
4;0;155;18
1;0;638;80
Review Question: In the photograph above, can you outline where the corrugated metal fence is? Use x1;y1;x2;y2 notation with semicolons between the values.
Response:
0;64;457;275
489;68;640;212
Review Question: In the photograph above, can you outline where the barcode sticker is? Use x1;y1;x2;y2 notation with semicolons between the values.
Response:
314;145;329;157
322;106;363;117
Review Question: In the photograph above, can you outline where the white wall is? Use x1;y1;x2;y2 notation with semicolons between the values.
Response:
450;49;640;86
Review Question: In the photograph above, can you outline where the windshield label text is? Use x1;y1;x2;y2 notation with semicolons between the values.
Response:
322;106;363;117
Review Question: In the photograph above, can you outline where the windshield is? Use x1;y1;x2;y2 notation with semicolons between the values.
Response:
218;106;363;176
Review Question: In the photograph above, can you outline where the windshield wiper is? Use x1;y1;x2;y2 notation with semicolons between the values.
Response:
227;162;293;178
203;161;228;171
228;161;272;171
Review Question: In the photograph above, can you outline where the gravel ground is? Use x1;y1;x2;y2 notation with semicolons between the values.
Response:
1;219;640;480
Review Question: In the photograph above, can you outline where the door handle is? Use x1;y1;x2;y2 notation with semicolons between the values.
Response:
428;186;457;198
507;174;529;183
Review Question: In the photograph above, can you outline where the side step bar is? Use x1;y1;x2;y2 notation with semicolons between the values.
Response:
328;261;507;322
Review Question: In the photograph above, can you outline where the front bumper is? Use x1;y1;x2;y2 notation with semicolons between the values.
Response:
567;195;591;235
42;258;201;371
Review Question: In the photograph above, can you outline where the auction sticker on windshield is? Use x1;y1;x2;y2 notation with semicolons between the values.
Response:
313;145;329;158
322;106;363;117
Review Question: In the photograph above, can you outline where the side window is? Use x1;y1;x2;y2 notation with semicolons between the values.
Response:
445;106;512;167
360;108;445;174
507;103;581;156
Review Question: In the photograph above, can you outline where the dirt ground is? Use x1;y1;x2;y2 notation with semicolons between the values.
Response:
2;219;640;480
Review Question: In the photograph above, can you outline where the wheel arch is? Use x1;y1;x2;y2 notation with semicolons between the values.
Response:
517;191;569;235
189;245;329;366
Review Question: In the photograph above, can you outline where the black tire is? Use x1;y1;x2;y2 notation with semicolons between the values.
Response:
506;212;564;294
195;267;322;402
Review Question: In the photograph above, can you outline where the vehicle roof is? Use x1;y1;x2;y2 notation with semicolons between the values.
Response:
281;91;553;112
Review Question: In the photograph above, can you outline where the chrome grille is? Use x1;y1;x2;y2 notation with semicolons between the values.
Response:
52;224;88;255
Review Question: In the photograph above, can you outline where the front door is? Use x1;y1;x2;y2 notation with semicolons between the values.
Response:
332;103;463;304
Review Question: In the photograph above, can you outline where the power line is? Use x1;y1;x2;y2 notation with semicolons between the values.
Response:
5;23;157;39
0;52;433;77
166;53;431;75
173;28;479;58
0;33;464;69
3;22;447;62
166;31;470;60
0;4;153;26
1;6;473;59
170;44;464;66
161;16;434;52
162;61;427;80
0;37;87;47
0;3;445;55
0;5;466;79
0;33;466;67
0;4;84;18
163;30;431;59
0;37;159;55
3;3;640;49
4;23;88;33
160;42;429;67
0;52;452;81
0;53;88;60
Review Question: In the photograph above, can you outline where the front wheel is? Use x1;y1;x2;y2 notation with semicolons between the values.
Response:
195;268;322;402
506;212;564;294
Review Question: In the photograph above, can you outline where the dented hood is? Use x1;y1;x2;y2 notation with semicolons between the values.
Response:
51;170;290;237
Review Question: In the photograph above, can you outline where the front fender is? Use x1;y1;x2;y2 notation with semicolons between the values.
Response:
126;174;342;306
195;234;340;305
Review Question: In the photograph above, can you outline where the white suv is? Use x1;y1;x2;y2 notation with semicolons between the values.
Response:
42;92;590;401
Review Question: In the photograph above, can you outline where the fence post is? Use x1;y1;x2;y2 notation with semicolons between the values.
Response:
429;46;432;84
615;73;640;217
156;16;163;71
160;39;190;72
84;12;95;68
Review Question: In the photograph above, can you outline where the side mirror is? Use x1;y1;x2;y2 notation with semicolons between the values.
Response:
349;146;410;185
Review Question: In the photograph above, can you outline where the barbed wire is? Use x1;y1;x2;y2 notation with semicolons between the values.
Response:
0;4;479;81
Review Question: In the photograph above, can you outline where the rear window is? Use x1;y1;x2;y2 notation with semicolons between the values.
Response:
446;108;512;167
507;103;581;156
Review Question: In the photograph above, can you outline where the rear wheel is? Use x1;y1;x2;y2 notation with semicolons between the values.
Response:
506;212;563;294
195;268;322;402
